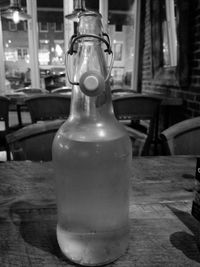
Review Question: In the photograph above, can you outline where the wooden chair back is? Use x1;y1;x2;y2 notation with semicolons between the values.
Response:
113;95;161;155
6;119;65;161
111;88;135;95
160;116;200;155
15;88;48;94
51;87;72;94
0;96;10;160
25;94;71;123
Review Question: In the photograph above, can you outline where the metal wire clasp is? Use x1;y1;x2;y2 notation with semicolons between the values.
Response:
65;33;114;86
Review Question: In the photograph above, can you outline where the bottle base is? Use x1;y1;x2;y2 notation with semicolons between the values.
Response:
57;224;129;266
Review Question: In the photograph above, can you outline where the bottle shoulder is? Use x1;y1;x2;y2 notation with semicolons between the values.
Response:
55;116;129;143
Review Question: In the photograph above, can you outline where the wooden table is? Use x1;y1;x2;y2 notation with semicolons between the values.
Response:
0;156;199;266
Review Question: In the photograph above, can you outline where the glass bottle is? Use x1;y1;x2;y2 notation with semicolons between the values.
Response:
52;10;132;266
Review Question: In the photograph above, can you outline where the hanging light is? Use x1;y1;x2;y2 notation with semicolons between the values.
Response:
1;0;31;24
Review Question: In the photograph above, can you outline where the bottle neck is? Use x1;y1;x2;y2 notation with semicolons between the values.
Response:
69;41;113;120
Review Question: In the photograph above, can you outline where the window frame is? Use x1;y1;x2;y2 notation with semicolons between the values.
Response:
39;22;48;32
23;21;27;31
54;22;63;32
164;0;177;67
17;48;28;59
8;21;17;31
151;0;190;88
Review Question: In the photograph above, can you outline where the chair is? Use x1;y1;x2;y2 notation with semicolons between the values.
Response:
15;88;48;94
124;125;147;156
0;96;11;160
111;88;136;94
6;119;65;161
160;116;200;155
25;94;71;123
113;95;161;155
51;87;72;94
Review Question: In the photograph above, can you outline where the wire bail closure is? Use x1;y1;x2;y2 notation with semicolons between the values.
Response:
66;33;114;86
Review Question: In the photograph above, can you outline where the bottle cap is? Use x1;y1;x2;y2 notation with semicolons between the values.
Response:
79;71;105;97
83;75;99;91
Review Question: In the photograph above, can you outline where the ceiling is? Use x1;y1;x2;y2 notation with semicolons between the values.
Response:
0;0;134;11
35;0;134;11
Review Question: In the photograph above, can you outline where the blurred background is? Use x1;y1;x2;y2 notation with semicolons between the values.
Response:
0;0;135;92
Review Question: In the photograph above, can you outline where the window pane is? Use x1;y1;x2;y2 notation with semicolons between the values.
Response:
1;1;136;92
162;0;177;67
8;21;17;31
55;22;63;32
86;0;135;89
39;22;48;32
37;2;65;91
109;1;135;89
2;16;29;90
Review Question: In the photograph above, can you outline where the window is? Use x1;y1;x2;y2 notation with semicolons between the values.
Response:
151;0;190;86
115;24;122;32
8;21;17;31
17;49;22;57
23;49;28;57
55;22;63;32
39;40;50;65
162;0;177;67
39;22;48;32
17;48;28;59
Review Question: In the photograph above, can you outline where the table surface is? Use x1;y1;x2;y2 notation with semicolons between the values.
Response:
0;156;199;266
